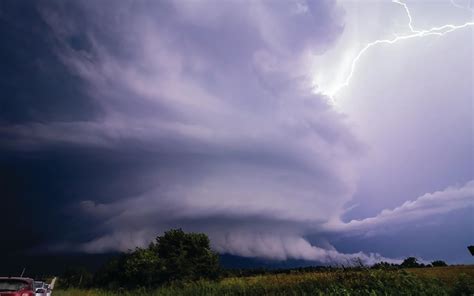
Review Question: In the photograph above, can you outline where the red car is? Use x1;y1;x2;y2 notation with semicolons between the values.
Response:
0;277;35;296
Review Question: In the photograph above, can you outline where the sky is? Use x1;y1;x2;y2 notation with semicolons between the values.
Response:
0;0;473;268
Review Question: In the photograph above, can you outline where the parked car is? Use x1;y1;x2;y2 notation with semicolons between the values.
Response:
0;277;35;296
44;284;51;296
33;282;47;296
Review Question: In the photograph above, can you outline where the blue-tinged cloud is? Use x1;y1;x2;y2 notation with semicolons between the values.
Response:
1;0;472;264
328;181;474;234
24;0;375;262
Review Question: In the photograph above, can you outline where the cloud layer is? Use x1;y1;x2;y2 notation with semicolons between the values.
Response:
0;0;472;264
328;181;474;234
33;0;368;262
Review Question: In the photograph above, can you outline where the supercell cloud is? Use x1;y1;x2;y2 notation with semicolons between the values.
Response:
0;0;472;265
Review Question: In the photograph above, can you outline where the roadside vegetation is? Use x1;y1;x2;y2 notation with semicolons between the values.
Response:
55;229;474;295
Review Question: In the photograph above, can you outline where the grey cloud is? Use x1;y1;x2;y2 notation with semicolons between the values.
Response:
329;180;474;235
9;0;466;264
211;231;400;264
24;0;371;262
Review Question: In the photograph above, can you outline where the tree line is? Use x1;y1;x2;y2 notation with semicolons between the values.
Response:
58;228;449;290
60;229;219;289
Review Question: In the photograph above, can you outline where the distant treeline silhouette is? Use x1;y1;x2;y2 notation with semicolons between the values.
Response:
58;229;451;290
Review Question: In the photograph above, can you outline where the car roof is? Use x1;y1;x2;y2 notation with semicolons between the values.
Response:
0;277;33;280
0;277;35;285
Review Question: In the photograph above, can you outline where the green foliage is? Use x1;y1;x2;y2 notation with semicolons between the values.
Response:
431;260;448;267
55;267;474;296
401;256;422;268
91;228;219;289
452;273;474;296
58;267;93;289
155;228;220;282
56;229;460;295
93;255;126;289
371;261;399;270
123;246;162;287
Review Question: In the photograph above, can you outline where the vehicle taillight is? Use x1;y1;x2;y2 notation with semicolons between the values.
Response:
21;293;32;296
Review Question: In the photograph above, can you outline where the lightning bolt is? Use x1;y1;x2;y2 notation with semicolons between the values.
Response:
392;0;419;33
324;0;474;100
450;0;474;11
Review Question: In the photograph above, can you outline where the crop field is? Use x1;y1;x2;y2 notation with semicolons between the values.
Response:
405;265;474;284
54;265;474;296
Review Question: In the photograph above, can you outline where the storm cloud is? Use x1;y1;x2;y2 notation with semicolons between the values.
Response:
1;0;472;265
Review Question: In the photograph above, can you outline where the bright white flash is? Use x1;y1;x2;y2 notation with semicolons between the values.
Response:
320;0;474;100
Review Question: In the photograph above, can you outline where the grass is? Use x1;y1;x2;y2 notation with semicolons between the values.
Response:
54;265;474;296
406;265;474;284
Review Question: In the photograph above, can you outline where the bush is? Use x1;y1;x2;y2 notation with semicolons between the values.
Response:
431;260;448;267
401;257;422;268
93;229;219;289
452;273;474;296
371;261;399;270
58;267;93;289
93;256;125;289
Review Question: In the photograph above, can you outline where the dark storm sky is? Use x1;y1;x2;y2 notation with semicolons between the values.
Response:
1;0;473;267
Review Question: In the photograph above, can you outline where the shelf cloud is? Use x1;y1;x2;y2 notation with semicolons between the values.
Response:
1;0;472;265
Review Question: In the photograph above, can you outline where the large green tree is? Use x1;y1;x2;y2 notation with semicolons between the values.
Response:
154;228;220;282
93;228;220;288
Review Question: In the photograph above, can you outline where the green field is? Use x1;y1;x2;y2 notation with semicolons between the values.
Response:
54;265;474;296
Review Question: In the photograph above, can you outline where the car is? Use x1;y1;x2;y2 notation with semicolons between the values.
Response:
0;277;35;296
33;282;47;296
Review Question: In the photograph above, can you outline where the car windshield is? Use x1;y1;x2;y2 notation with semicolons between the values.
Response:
0;279;28;291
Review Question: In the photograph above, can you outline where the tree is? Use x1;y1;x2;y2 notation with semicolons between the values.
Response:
93;255;128;289
155;228;220;282
431;260;447;267
123;247;161;287
400;257;421;268
371;261;399;270
93;228;220;288
59;267;93;289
